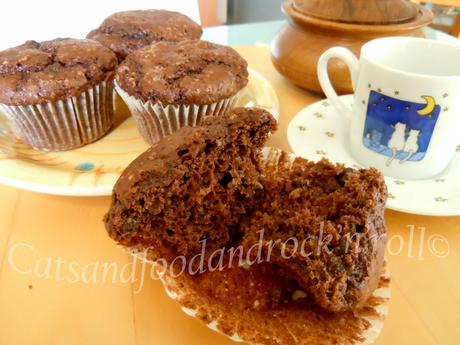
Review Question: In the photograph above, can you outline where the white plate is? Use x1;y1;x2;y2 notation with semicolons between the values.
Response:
287;95;460;216
0;68;279;196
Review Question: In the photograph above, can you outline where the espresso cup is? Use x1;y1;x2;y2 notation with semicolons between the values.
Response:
317;37;460;180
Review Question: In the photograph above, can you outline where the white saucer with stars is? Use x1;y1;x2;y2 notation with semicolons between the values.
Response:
287;95;460;216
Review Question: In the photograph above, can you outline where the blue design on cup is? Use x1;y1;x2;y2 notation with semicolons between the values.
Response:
362;91;441;166
75;162;95;171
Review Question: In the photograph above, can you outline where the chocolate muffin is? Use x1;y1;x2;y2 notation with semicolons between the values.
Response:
115;40;249;145
104;107;388;313
240;150;387;311
87;10;202;61
105;108;277;261
0;38;118;151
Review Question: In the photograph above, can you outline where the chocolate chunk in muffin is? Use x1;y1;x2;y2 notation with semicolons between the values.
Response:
115;40;249;105
0;38;117;106
87;10;202;61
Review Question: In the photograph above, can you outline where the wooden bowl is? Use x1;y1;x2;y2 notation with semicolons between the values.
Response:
271;0;434;94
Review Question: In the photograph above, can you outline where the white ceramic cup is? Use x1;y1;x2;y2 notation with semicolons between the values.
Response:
317;37;460;180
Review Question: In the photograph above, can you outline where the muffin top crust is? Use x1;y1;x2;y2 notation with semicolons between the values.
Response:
87;10;202;61
115;40;249;105
0;38;117;106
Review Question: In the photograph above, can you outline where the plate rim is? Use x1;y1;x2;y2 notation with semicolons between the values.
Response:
0;174;112;196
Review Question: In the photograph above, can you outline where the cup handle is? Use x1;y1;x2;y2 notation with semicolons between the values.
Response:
317;47;359;118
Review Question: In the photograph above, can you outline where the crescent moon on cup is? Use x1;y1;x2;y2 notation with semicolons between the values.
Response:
417;96;436;116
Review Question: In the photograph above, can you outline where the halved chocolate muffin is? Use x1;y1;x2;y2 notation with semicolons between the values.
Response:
240;150;387;311
105;108;276;260
104;107;388;313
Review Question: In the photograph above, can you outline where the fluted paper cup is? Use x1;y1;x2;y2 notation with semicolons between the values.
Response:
115;82;238;145
0;80;115;151
120;242;389;345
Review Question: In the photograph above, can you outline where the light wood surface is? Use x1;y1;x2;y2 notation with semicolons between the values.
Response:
0;46;459;345
413;0;460;37
198;0;223;27
414;0;460;7
453;13;460;36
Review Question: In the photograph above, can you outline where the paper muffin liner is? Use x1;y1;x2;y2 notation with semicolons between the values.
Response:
0;80;115;151
161;263;390;345
115;82;239;145
121;242;389;345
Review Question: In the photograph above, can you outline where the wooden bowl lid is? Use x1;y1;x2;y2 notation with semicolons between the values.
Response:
292;0;420;24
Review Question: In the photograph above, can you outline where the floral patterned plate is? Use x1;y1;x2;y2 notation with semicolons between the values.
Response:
287;95;460;216
0;68;279;196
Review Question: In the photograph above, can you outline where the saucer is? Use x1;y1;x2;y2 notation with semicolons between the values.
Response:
0;68;279;196
287;95;460;216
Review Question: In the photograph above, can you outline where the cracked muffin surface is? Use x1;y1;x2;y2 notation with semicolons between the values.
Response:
0;38;117;105
115;40;249;105
87;10;202;61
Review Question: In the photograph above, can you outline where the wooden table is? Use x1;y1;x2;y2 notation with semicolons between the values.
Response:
0;46;459;345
